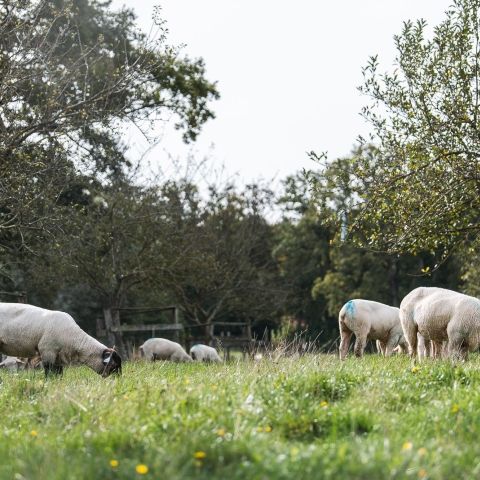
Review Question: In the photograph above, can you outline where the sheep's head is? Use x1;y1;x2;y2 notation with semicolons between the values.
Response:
184;354;194;362
102;348;122;377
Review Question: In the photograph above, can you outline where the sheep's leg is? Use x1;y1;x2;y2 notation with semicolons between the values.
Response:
400;307;416;357
448;336;468;362
43;362;63;377
353;334;367;358
376;340;386;356
417;334;427;360
339;324;352;360
41;350;63;377
431;341;442;359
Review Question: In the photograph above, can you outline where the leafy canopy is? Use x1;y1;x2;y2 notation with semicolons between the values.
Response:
343;0;480;255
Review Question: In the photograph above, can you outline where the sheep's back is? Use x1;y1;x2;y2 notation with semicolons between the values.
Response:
0;303;80;357
141;338;184;360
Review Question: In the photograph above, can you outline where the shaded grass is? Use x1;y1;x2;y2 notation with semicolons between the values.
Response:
1;354;480;479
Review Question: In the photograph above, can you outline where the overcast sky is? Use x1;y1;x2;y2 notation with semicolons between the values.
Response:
111;0;453;183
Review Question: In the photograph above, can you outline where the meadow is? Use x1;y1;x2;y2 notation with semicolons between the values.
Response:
1;354;479;479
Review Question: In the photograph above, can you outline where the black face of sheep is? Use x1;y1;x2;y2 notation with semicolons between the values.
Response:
102;349;122;377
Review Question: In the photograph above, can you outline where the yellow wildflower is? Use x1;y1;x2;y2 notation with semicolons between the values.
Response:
320;401;329;408
194;451;207;460
451;404;460;414
30;430;38;437
264;425;272;432
402;442;413;451
418;468;427;478
411;366;420;373
217;428;226;437
135;464;149;475
110;460;119;468
417;448;427;457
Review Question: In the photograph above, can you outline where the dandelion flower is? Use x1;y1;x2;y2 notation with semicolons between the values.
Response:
417;448;427;457
320;401;329;408
451;404;460;414
402;442;413;451
264;425;272;432
216;428;226;437
110;460;119;468
194;451;207;460
135;464;149;475
30;430;38;437
411;366;420;373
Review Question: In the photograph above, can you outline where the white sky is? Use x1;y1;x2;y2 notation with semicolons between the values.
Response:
111;0;453;183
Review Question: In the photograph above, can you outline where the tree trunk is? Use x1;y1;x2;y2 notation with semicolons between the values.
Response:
103;305;127;359
388;258;400;307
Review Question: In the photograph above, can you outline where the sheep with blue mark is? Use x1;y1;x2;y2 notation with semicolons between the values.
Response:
0;303;121;377
400;286;479;361
339;299;407;360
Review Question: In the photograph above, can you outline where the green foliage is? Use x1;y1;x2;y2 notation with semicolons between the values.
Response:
153;181;285;329
348;0;480;254
3;355;480;479
0;0;218;246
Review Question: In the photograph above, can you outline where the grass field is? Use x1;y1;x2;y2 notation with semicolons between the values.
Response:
1;354;479;479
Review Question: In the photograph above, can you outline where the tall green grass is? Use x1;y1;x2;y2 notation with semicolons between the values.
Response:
1;354;479;479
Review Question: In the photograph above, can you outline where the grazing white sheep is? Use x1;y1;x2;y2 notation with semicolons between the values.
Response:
339;299;407;360
139;338;192;362
0;356;26;372
400;286;479;361
0;303;121;377
190;344;222;362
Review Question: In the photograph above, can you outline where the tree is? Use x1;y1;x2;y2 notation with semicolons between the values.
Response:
0;0;218;248
154;181;285;335
303;154;462;342
274;172;335;339
342;0;480;255
21;174;170;353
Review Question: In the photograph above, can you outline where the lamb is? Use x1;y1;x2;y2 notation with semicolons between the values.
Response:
339;299;407;360
190;344;222;362
0;356;26;372
0;303;121;377
139;338;192;362
400;286;479;361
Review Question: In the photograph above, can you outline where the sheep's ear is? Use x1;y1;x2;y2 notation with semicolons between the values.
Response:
102;350;112;365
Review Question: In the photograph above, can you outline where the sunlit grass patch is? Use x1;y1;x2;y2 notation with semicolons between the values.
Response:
2;354;480;478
